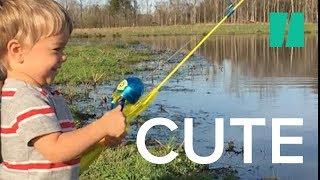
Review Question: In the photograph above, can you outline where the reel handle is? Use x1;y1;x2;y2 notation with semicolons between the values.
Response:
119;98;125;111
111;98;125;111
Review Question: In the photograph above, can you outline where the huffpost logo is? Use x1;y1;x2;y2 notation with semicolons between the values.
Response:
269;12;304;47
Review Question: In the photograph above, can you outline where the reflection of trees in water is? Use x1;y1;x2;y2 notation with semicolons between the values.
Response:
144;35;318;78
141;35;318;97
200;35;318;78
203;35;318;98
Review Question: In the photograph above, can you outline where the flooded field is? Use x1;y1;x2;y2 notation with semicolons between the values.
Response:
68;35;318;179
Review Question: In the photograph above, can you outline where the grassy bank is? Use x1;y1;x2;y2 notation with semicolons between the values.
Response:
72;23;318;38
54;44;151;85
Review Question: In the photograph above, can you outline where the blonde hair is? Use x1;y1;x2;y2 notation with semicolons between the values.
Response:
0;0;73;82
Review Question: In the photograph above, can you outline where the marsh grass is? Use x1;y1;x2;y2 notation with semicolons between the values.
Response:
79;142;239;180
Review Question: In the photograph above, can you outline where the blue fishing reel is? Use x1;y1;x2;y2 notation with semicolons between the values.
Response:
111;76;144;110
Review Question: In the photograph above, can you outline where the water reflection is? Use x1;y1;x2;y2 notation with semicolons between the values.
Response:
139;35;317;76
137;35;318;96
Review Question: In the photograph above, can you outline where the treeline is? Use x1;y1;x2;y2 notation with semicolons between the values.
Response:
58;0;318;28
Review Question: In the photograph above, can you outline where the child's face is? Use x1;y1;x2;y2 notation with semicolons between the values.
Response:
21;33;69;85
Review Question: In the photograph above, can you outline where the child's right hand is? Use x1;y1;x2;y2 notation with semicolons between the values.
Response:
102;105;126;138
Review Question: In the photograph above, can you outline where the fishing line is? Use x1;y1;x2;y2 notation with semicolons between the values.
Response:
147;38;193;78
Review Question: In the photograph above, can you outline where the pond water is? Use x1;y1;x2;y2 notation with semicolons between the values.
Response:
69;35;318;179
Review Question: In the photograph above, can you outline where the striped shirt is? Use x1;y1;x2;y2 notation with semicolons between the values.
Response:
0;78;79;180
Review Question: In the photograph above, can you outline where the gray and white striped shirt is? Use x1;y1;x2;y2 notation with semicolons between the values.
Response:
1;78;79;180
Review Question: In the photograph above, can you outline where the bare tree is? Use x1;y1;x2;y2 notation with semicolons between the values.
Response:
57;0;318;28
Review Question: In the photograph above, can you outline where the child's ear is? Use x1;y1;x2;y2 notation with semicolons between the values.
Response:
6;39;25;64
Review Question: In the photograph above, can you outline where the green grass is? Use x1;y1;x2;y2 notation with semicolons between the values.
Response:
79;143;238;180
72;23;317;38
54;44;151;85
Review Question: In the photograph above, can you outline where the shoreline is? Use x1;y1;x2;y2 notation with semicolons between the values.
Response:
72;23;318;38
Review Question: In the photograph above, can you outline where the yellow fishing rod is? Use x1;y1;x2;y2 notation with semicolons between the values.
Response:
80;0;245;174
122;0;245;121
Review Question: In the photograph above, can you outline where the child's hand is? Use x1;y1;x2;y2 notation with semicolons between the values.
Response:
102;105;126;138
